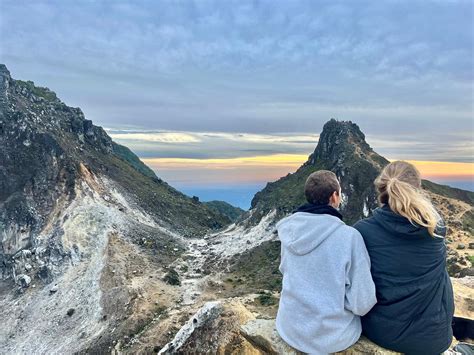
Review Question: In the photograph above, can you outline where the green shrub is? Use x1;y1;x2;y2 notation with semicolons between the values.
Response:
256;293;277;306
163;268;181;286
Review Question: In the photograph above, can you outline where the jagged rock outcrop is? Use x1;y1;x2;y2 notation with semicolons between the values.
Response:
249;119;389;225
249;119;474;226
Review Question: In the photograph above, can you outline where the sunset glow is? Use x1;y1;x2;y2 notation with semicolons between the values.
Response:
142;155;474;186
403;160;474;180
142;154;308;170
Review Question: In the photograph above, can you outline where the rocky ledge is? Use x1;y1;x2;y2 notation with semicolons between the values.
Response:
157;277;473;354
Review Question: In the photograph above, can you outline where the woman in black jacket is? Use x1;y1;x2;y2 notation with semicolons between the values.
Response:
354;160;454;355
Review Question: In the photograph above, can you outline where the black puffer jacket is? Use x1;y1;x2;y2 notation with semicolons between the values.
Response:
354;205;454;355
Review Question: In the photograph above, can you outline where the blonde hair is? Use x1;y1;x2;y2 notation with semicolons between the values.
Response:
375;161;441;236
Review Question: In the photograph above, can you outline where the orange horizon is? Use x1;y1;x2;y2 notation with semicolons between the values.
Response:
142;155;474;185
393;160;474;180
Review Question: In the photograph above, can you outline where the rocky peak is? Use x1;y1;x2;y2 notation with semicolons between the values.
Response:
1;64;113;156
308;119;378;167
249;119;389;225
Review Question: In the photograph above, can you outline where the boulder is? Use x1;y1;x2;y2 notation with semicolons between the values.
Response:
240;319;301;354
158;302;223;354
451;276;474;319
240;318;399;355
49;284;58;294
158;300;257;354
457;243;466;250
17;274;31;288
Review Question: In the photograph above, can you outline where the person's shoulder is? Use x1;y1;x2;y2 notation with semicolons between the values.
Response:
339;223;360;234
353;215;377;232
332;225;368;255
352;217;372;233
336;224;365;243
352;216;381;245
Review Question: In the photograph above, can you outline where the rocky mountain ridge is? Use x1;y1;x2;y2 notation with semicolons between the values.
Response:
0;64;231;353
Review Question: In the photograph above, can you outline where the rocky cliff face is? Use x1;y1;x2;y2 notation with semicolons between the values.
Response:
0;64;230;279
0;64;231;353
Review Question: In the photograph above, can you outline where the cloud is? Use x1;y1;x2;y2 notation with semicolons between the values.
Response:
108;129;317;159
110;132;201;143
2;1;471;81
142;154;307;169
1;0;472;164
107;127;474;164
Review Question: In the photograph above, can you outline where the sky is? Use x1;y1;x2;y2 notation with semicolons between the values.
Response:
1;0;473;208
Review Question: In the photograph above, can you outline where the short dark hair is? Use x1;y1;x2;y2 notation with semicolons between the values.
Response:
304;170;340;205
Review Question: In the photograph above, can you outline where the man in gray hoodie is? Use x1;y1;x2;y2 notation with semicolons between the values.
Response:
276;170;377;354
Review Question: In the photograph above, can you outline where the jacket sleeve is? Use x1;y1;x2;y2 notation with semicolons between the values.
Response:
344;230;377;316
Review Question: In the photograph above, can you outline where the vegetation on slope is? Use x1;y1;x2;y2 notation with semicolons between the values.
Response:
204;200;245;222
422;179;474;206
2;67;232;239
112;142;158;181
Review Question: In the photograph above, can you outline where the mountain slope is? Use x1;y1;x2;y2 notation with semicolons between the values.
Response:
0;64;232;353
0;64;229;244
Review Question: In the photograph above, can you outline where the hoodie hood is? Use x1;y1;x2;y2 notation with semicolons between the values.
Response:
276;212;345;255
372;205;446;239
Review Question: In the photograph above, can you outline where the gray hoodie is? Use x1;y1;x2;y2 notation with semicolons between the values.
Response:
275;212;377;354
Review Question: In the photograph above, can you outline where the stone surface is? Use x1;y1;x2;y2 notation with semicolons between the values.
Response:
240;318;400;355
17;274;31;288
451;276;474;319
158;300;405;354
240;319;301;354
158;302;223;354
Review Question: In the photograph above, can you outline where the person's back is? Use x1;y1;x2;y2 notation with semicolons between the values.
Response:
354;161;454;355
276;170;377;354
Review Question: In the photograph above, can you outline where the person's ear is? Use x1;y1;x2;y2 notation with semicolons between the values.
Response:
329;190;338;206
